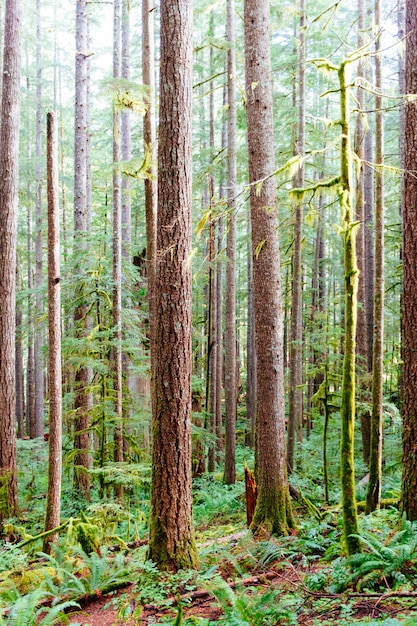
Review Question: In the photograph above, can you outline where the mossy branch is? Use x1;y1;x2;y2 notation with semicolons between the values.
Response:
290;175;341;203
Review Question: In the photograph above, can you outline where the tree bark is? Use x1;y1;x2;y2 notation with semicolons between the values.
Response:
401;0;417;521
44;112;63;553
142;0;157;378
287;0;305;472
337;60;361;556
112;0;124;496
0;0;22;522
147;0;199;570
244;0;293;536
34;0;44;439
224;0;237;485
366;0;384;514
73;0;91;500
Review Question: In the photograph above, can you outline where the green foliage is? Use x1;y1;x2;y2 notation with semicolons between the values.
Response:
197;576;298;625
0;586;79;625
346;518;417;590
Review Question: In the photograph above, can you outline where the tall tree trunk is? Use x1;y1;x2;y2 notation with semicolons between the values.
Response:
73;0;90;500
34;0;44;439
142;0;157;381
356;0;371;466
287;0;305;472
0;0;22;522
364;6;375;374
244;0;293;536
26;57;35;439
398;0;405;218
147;0;198;570
44;112;62;553
366;0;384;514
224;0;237;485
401;0;417;521
337;60;361;556
246;216;256;448
112;0;124;495
15;293;24;439
206;216;217;473
355;0;368;373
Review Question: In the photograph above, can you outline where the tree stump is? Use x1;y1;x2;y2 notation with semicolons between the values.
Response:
245;465;258;527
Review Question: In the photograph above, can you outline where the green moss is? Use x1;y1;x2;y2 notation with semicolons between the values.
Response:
250;485;291;538
148;513;199;572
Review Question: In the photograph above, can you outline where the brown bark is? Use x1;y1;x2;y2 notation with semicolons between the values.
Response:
142;0;157;380
287;0;305;472
0;0;22;521
112;0;124;496
147;0;198;569
73;0;90;500
244;0;293;535
34;0;44;439
15;303;24;439
44;112;63;553
355;0;368;374
245;216;256;448
401;0;417;520
224;0;237;485
366;0;384;514
245;466;258;527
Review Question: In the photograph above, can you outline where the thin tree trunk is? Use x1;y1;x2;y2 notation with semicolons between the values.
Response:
355;0;368;373
15;296;24;439
224;0;237;485
142;0;157;377
246;216;256;448
0;0;22;522
44;112;62;553
73;0;90;500
364;5;375;374
34;0;44;439
287;0;305;472
112;0;124;497
366;0;384;514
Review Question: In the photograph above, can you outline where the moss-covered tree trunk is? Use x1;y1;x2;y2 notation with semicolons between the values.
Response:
244;0;293;537
338;60;361;556
147;0;199;571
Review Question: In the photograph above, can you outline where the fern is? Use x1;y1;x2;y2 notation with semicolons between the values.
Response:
347;519;417;590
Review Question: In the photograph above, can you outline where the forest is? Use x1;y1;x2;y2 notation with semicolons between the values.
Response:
0;0;416;623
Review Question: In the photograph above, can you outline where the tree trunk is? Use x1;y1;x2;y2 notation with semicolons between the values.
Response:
112;0;124;497
246;216;256;448
287;0;305;473
15;298;24;439
44;112;63;553
244;0;293;536
147;0;198;570
224;0;237;485
0;0;22;522
337;60;361;556
355;0;368;375
34;0;44;439
142;0;157;377
73;0;90;500
366;0;384;514
401;0;417;521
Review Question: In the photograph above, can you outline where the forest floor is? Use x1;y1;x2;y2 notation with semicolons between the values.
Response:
62;553;417;625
